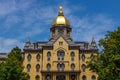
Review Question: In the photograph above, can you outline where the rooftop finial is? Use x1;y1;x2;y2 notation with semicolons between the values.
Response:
27;37;30;42
92;37;95;42
59;6;63;13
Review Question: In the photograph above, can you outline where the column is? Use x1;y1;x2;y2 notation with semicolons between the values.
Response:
53;73;56;80
77;74;79;80
66;73;69;80
42;74;45;80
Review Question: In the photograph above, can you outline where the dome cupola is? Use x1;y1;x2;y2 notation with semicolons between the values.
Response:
50;6;72;40
52;6;70;26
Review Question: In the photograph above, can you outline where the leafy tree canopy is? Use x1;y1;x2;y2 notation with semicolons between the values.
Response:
0;47;29;80
88;27;120;80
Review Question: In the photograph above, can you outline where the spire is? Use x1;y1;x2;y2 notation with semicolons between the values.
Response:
24;37;31;48
27;37;30;43
91;37;98;49
92;37;95;43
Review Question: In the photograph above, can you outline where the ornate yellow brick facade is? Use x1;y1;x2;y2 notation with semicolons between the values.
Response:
23;6;98;80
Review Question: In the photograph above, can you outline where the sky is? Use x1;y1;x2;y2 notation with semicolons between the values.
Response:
0;0;120;52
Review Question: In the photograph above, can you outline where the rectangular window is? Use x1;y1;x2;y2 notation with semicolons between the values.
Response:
59;42;63;46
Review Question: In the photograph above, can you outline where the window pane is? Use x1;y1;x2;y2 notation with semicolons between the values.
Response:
27;75;30;79
82;54;85;62
36;64;40;72
71;57;74;61
82;64;86;72
47;52;51;61
57;63;60;70
61;63;65;70
71;63;75;70
47;63;51;70
91;75;96;80
46;75;51;80
82;75;86;80
91;54;94;61
47;52;51;57
57;50;65;61
35;75;40;80
27;64;31;72
36;54;40;61
71;52;75;57
27;54;31;62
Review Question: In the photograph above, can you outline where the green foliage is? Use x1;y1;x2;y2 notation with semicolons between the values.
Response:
88;27;120;80
0;47;29;80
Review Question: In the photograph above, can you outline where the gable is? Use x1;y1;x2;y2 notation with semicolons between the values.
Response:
53;36;68;51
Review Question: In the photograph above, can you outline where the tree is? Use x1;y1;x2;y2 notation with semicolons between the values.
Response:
0;47;29;80
88;27;120;80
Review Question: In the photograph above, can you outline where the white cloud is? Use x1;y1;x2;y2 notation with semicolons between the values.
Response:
0;0;119;53
19;26;43;39
0;37;24;53
0;0;16;15
70;14;116;43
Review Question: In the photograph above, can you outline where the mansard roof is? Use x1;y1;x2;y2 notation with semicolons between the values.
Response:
0;53;7;60
24;34;98;52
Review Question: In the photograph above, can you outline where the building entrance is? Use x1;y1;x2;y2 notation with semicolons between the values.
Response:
56;75;66;80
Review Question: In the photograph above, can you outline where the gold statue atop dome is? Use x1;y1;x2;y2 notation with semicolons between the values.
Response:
52;6;70;26
59;6;63;13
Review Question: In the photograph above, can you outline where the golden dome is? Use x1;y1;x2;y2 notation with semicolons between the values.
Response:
52;6;70;26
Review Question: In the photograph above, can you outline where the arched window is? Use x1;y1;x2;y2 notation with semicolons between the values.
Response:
82;75;86;80
82;64;86;72
36;54;40;61
90;54;94;61
47;63;51;71
27;54;31;62
61;51;65;60
57;63;61;71
57;50;65;60
27;64;31;72
36;64;40;72
81;54;85;62
71;52;75;61
35;75;40;80
46;75;51;80
91;75;96;80
61;63;65;71
71;75;75;80
71;63;75;70
47;52;51;61
27;75;30;79
57;51;60;60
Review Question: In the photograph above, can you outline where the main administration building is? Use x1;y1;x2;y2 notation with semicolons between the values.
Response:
0;6;98;80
